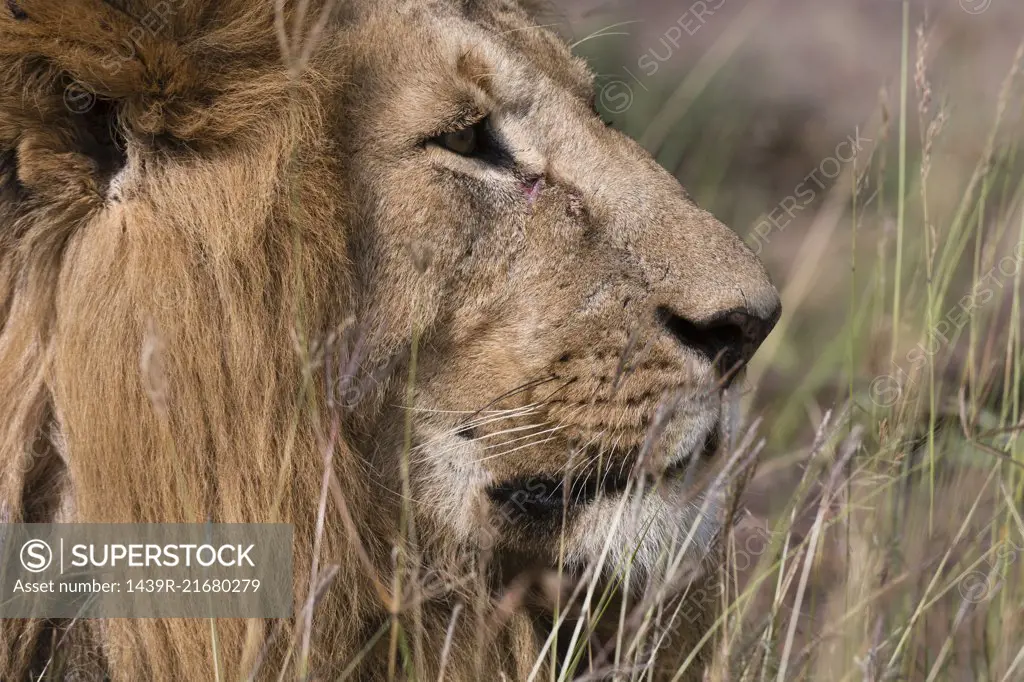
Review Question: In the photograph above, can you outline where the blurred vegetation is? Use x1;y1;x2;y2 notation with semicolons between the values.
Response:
575;2;1024;679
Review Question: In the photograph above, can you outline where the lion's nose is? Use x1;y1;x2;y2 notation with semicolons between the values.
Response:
656;301;781;381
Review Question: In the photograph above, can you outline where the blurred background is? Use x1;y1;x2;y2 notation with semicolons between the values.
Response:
549;1;1024;679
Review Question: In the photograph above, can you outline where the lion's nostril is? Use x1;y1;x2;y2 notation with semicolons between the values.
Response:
656;303;780;383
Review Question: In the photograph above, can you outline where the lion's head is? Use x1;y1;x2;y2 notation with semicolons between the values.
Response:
1;0;778;679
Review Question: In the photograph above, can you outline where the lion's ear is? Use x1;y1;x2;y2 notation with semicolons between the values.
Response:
0;0;333;203
0;0;312;145
1;1;186;99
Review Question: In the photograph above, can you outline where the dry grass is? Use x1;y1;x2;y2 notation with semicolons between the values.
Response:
562;1;1024;679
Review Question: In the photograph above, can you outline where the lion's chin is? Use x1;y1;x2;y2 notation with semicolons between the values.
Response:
486;474;722;604
484;453;724;594
562;479;724;592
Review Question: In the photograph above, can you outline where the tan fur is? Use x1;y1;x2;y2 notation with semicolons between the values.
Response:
0;1;779;679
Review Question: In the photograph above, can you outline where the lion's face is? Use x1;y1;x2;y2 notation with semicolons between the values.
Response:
335;2;780;578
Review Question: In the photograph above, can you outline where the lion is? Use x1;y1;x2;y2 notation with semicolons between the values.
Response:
0;0;780;679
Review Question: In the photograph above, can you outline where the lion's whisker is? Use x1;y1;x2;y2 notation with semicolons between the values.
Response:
467;376;559;416
453;404;543;431
417;422;566;465
462;372;573;425
471;436;563;463
568;20;643;49
464;421;556;443
471;423;570;455
398;406;487;414
561;431;608;475
411;421;560;464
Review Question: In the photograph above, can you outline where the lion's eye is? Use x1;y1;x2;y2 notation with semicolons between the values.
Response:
427;117;512;167
437;123;480;156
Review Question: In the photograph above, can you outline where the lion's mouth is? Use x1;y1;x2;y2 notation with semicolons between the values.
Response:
486;421;721;521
